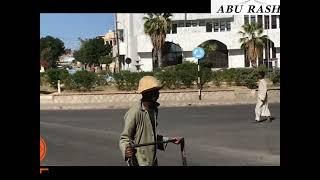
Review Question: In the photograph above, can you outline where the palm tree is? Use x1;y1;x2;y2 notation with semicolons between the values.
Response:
143;13;172;70
238;22;268;68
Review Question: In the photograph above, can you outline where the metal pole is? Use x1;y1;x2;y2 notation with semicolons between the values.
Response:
267;17;269;69
58;80;61;93
198;59;201;100
114;13;120;73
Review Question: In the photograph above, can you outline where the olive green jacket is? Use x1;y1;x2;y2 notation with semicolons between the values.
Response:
119;102;168;166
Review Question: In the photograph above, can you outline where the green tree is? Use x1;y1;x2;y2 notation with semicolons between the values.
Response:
143;13;172;70
238;22;268;68
199;41;218;68
40;36;65;68
99;56;113;65
73;37;112;68
200;41;218;55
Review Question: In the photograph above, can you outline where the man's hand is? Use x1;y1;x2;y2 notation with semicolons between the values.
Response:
172;137;183;144
125;146;137;158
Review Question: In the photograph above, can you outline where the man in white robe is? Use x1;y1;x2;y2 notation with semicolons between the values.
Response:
254;71;272;123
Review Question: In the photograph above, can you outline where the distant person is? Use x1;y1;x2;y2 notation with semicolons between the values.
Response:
254;71;273;123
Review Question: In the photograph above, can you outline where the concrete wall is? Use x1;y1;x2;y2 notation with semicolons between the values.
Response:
228;49;245;68
40;88;280;110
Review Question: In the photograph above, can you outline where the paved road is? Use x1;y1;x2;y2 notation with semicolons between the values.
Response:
40;103;280;166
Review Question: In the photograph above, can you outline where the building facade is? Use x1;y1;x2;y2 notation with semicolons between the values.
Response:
116;13;280;72
99;30;117;47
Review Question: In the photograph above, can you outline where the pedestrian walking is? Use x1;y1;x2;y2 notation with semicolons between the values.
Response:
254;71;273;123
119;76;182;166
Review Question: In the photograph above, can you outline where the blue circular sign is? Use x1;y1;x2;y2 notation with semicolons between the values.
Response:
192;47;205;59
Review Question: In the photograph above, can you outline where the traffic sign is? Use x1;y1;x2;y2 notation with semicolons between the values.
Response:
192;47;205;59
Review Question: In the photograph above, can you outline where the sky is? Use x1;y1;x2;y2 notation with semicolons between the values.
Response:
40;13;115;50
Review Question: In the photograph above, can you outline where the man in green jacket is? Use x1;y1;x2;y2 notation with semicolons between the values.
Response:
119;76;182;166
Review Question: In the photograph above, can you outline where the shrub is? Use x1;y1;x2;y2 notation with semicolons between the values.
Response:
40;72;49;86
243;72;258;89
70;70;97;91
212;71;223;87
222;68;236;86
235;68;255;86
200;60;214;69
46;69;69;88
175;62;197;88
96;74;108;86
123;71;140;91
97;70;109;75
155;66;178;89
255;64;268;77
198;67;213;88
113;72;126;90
113;71;155;91
269;68;280;85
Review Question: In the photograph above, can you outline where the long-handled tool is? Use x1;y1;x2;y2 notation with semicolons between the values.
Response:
126;138;187;166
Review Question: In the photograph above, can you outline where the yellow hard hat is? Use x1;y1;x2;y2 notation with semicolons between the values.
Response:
137;76;162;94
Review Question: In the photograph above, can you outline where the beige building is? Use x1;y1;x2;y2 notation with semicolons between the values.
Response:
99;30;117;47
98;30;120;73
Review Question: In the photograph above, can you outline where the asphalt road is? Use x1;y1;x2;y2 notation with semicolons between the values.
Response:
40;103;280;166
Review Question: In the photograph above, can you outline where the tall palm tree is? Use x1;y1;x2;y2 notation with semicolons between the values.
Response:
238;22;268;68
143;13;172;70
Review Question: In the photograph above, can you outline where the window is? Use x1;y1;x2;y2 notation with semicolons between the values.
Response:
162;42;183;66
166;24;171;34
272;46;276;58
109;40;112;45
264;15;270;29
226;20;231;31
271;15;277;29
191;21;197;27
199;20;205;26
244;15;249;24
214;21;219;32
172;23;177;34
178;22;184;27
220;20;225;32
118;29;124;41
206;22;213;32
186;21;191;27
257;15;263;28
250;15;256;24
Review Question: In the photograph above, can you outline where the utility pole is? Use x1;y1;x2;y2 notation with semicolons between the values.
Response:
114;13;121;73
